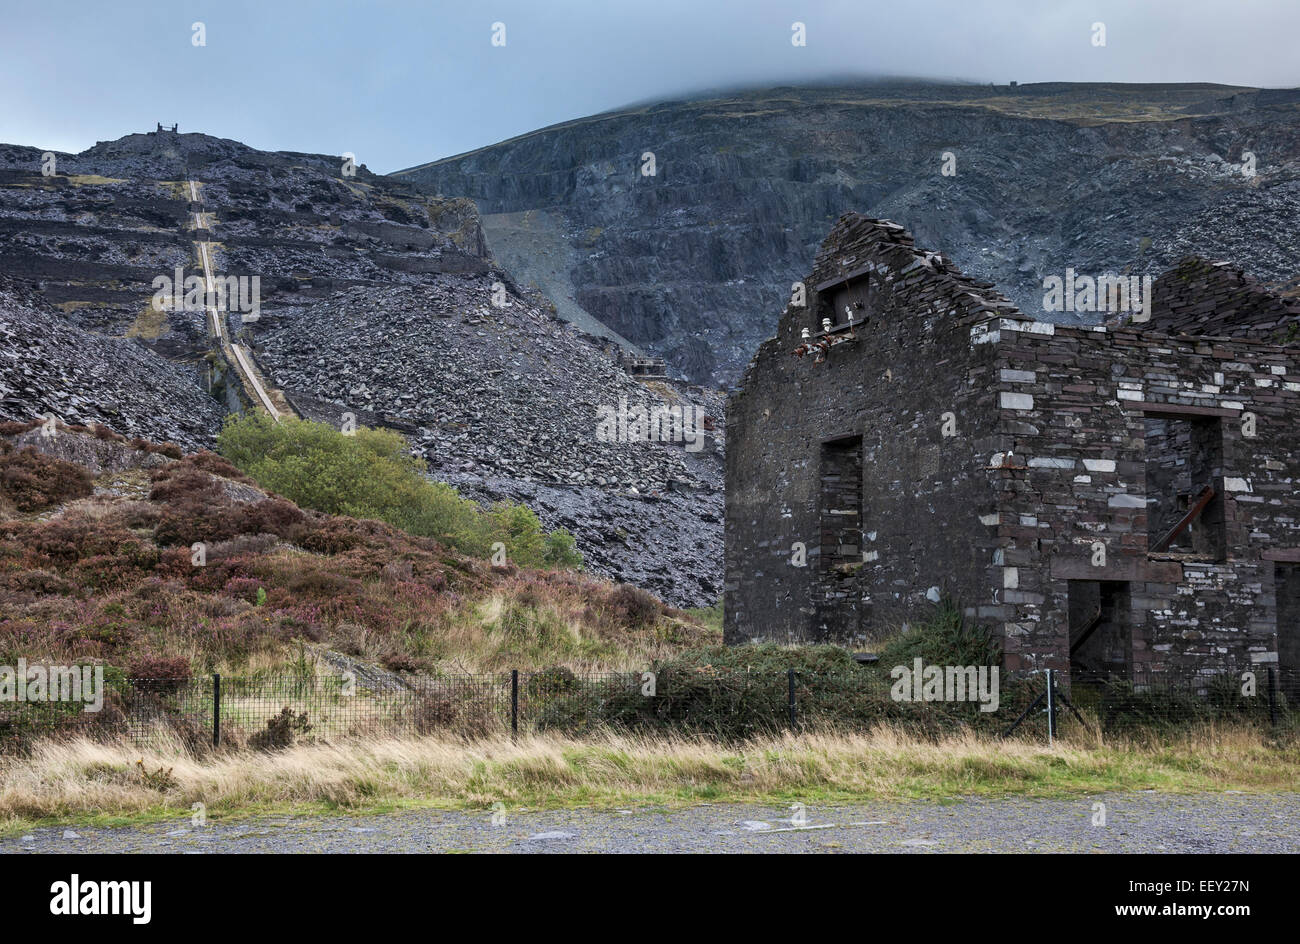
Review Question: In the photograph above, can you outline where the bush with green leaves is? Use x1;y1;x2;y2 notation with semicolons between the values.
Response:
876;596;1001;669
527;642;1040;741
217;413;581;570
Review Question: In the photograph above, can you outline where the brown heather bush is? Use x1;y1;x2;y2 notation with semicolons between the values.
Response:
118;500;162;529
238;498;303;536
600;583;664;629
0;419;39;436
148;465;223;504
127;654;192;692
11;568;72;595
0;441;93;512
171;450;257;485
288;517;365;554
153;503;241;547
21;513;135;562
285;568;360;600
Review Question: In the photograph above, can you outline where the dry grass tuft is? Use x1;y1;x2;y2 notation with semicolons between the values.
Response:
1;725;1295;831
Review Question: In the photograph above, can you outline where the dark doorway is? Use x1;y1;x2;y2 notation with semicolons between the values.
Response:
819;435;863;572
816;435;864;641
1068;580;1133;678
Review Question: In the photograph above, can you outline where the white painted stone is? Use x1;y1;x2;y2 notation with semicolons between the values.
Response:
1000;319;1055;336
1224;477;1251;492
1108;494;1145;508
979;513;1000;526
1000;392;1034;410
1083;459;1116;472
1003;567;1019;589
1000;369;1036;383
1028;457;1074;469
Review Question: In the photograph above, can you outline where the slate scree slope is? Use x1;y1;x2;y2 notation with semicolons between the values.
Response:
0;129;721;607
726;213;1300;681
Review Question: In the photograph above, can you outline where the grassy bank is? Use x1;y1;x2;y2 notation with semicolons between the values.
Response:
2;726;1296;834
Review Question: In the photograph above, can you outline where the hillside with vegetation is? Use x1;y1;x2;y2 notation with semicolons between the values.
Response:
0;420;713;679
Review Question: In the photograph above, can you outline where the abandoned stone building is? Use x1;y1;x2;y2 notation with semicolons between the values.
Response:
725;213;1300;680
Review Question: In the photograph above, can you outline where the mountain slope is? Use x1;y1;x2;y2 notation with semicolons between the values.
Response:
0;130;723;605
395;81;1300;386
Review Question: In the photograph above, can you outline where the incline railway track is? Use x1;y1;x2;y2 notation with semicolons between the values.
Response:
186;177;289;421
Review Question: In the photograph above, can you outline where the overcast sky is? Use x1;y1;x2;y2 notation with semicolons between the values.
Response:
3;0;1298;172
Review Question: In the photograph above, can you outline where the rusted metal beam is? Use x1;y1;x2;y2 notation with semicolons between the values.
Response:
1150;485;1216;553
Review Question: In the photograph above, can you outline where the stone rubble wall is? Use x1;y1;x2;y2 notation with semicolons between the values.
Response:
992;319;1297;675
728;213;1300;679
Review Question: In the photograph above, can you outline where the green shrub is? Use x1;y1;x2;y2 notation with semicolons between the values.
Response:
876;596;1001;669
217;413;581;570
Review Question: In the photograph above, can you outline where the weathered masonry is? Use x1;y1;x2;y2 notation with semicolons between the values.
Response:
725;214;1300;680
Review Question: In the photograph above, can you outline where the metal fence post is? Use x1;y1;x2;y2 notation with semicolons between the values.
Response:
212;673;221;748
787;668;797;730
511;670;519;739
1045;668;1056;745
1268;667;1278;728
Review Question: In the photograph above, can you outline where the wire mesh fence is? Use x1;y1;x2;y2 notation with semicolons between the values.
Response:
0;664;1295;753
1055;665;1295;734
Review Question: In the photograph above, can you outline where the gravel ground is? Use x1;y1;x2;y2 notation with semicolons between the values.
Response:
5;793;1297;853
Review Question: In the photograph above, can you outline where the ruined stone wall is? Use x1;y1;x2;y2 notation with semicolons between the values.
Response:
726;216;1010;645
1145;257;1300;341
728;215;1300;675
991;319;1299;675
